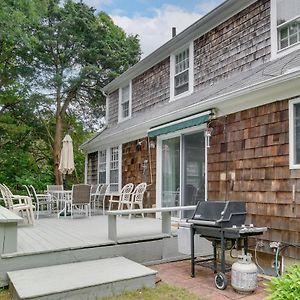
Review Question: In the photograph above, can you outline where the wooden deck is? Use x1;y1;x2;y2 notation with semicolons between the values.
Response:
0;215;186;286
14;215;164;256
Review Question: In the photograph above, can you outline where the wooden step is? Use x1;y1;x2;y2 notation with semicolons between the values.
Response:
8;257;157;300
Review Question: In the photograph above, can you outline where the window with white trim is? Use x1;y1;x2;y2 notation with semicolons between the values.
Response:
109;146;119;191
170;42;194;101
98;150;106;184
271;0;300;58
289;99;300;169
175;48;189;96
119;83;131;121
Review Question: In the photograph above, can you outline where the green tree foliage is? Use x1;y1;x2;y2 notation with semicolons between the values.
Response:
0;0;141;190
30;0;141;184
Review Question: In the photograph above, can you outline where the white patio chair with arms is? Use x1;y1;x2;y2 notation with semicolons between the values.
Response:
90;184;102;210
129;182;147;218
0;184;35;225
108;183;134;211
29;185;53;219
94;184;109;214
70;184;92;218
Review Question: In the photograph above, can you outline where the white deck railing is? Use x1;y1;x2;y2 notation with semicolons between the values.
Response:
106;205;196;242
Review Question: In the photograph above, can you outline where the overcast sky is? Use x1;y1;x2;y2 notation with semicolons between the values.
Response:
83;0;224;58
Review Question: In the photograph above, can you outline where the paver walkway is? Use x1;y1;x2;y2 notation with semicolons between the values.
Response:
151;260;269;300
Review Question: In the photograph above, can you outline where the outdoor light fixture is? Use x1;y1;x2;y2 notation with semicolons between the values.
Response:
204;127;213;148
149;140;156;149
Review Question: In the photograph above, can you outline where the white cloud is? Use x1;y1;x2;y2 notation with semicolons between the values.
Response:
111;5;203;58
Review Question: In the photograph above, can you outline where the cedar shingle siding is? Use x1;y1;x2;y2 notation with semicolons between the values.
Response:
132;58;170;114
194;0;271;90
107;90;119;126
208;99;300;259
122;139;156;208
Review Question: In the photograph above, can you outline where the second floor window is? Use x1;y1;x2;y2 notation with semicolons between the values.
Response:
119;83;132;121
175;48;189;96
170;42;193;101
277;0;300;50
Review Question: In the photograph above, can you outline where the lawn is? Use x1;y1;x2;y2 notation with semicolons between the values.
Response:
0;283;203;300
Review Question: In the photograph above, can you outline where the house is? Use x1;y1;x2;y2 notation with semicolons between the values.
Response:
81;0;300;268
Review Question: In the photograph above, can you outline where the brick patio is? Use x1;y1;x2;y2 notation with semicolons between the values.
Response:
151;260;269;300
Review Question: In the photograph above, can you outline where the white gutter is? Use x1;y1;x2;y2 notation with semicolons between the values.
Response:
82;69;300;153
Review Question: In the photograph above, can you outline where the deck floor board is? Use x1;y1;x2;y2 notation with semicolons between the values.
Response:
13;215;163;256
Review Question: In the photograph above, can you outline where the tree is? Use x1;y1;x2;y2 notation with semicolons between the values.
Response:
30;0;141;184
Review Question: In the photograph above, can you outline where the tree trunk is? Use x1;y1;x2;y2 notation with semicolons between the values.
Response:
53;112;63;185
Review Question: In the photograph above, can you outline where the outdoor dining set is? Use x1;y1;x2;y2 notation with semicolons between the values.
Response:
0;182;148;225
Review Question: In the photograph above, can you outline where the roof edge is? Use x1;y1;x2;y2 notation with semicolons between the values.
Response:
103;0;258;94
82;68;300;153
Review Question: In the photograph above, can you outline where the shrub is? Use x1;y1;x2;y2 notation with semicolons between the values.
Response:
265;264;300;300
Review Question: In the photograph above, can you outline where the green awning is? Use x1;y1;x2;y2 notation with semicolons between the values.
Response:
148;111;211;138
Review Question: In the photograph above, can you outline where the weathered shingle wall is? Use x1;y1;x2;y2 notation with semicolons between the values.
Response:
132;58;170;114
208;98;300;259
122;138;156;208
194;0;271;90
107;90;119;126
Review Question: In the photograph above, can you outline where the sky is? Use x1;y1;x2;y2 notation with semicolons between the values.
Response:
82;0;224;58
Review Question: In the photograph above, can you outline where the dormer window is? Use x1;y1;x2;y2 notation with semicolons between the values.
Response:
119;82;132;122
271;0;300;58
170;42;194;101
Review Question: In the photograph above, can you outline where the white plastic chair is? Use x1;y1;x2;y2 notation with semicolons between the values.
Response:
0;184;35;225
129;182;147;218
29;185;54;219
108;183;134;211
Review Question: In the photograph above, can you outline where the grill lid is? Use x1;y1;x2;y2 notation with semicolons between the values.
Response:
191;201;246;227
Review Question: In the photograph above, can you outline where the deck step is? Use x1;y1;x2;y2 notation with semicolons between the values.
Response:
8;257;157;300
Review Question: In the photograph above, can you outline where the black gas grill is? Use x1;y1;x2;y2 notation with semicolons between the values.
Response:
187;201;267;290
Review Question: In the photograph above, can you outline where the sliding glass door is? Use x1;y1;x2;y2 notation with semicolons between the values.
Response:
161;137;180;217
182;131;205;218
160;130;206;218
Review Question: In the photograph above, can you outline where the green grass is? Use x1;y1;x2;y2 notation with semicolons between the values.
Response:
0;288;11;300
0;283;203;300
102;283;203;300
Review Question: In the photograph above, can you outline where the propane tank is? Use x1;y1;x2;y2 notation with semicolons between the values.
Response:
231;252;258;294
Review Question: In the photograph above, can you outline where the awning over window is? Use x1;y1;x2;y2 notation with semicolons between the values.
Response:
147;111;211;138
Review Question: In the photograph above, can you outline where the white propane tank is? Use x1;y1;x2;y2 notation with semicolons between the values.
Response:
231;252;258;294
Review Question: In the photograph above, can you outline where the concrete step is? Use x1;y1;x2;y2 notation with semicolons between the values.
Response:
8;257;157;300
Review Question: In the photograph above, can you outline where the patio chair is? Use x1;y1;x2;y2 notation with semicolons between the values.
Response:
47;185;64;192
108;183;134;211
92;184;109;214
70;184;92;218
90;184;102;210
29;185;54;219
129;182;147;218
0;184;35;225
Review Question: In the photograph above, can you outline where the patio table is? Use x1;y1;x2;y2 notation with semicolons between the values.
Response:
48;190;72;218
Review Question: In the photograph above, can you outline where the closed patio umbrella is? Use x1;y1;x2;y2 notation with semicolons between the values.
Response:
59;134;75;175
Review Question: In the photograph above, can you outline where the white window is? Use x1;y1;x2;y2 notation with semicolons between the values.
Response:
98;150;106;184
271;0;300;59
109;146;120;191
119;82;132;122
170;42;194;101
289;98;300;169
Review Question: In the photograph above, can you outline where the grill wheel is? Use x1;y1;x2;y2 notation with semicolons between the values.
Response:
214;272;228;290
